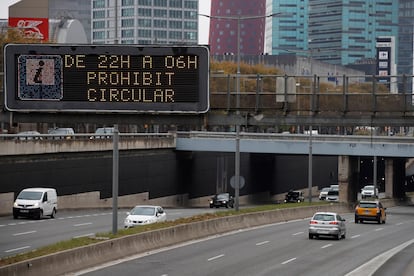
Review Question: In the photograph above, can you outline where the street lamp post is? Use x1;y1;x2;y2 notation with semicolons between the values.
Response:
199;12;282;211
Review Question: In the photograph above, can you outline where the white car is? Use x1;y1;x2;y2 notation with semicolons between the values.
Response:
361;185;379;199
124;205;166;228
319;187;331;200
326;189;339;202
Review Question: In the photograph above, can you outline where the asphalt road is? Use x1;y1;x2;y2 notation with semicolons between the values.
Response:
0;207;219;259
73;206;414;276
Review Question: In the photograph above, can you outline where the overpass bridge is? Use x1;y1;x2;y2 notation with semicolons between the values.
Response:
1;131;413;158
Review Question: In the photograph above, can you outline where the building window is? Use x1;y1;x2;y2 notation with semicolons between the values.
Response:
138;29;152;38
154;30;167;38
169;21;182;29
93;0;105;8
122;0;134;6
122;19;134;27
93;21;105;29
138;8;152;17
154;19;167;28
93;10;105;19
122;40;134;44
154;0;167;7
121;29;134;37
169;10;182;19
154;9;167;17
137;19;152;28
122;8;134;16
93;31;105;39
169;31;182;40
138;0;151;5
184;31;197;40
184;21;197;30
169;0;182;8
184;0;197;9
184;11;197;19
138;39;151;44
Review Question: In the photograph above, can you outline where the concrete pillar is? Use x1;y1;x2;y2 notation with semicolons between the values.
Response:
384;159;393;198
338;156;350;202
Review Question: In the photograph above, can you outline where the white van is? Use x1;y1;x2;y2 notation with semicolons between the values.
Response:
13;188;58;219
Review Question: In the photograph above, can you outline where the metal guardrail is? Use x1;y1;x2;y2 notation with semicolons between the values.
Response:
0;132;175;141
176;131;414;144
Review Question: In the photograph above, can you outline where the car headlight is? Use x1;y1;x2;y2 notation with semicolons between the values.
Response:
223;201;226;204
13;202;18;207
33;202;39;208
209;200;213;204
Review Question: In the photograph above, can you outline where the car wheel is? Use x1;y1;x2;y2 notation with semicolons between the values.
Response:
36;210;42;220
210;205;213;208
13;214;18;219
309;233;313;239
50;208;56;218
342;233;346;239
225;204;229;208
354;215;358;223
377;215;381;224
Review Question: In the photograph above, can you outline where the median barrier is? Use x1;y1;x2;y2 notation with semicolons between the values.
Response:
0;203;359;275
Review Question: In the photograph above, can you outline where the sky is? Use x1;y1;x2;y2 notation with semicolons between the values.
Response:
0;0;211;44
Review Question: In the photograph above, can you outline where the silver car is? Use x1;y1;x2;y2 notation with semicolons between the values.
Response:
309;212;346;240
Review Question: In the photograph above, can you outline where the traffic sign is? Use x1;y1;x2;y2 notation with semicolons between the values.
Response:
4;44;209;113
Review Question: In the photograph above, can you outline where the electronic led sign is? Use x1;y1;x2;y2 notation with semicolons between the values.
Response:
4;44;209;113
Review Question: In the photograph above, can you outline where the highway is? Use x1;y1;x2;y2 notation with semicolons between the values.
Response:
71;206;414;276
0;207;218;259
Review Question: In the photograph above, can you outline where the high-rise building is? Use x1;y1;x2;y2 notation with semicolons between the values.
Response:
91;0;198;45
264;0;309;56
398;0;414;92
209;0;266;55
266;0;399;66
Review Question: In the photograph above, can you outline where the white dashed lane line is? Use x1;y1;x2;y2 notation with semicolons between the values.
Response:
207;254;225;261
13;230;36;236
292;231;304;236
321;244;333;249
5;246;31;253
73;222;93;227
281;257;297;264
256;240;270;246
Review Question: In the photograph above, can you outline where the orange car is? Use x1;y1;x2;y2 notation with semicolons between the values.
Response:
355;200;386;224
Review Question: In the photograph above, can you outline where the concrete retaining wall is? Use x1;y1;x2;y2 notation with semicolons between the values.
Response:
0;203;356;276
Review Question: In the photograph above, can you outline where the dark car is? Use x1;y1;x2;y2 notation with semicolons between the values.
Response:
209;193;234;208
284;190;305;203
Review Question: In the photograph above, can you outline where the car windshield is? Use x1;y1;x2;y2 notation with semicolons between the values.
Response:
130;207;156;216
313;214;335;221
17;191;43;200
216;194;229;200
95;128;114;134
359;202;377;208
327;190;338;195
322;188;331;192
363;186;375;190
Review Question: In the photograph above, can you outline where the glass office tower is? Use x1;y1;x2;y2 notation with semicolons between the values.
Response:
91;0;198;45
266;0;399;66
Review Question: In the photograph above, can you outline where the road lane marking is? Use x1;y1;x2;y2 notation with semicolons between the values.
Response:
13;230;36;236
281;257;297;264
351;234;360;239
396;222;403;226
208;254;224;261
5;246;30;253
74;233;95;239
321;244;332;249
375;228;383;231
345;238;414;276
292;231;304;236
256;241;269;246
73;223;93;227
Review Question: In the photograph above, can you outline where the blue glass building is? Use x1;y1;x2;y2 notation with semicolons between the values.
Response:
266;0;399;66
